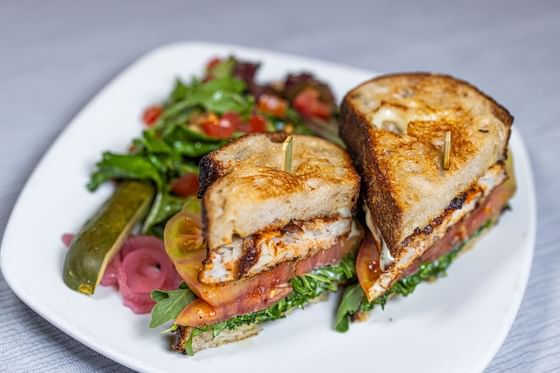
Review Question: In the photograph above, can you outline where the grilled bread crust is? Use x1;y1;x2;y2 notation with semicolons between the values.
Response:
340;73;513;252
199;133;360;250
173;324;261;354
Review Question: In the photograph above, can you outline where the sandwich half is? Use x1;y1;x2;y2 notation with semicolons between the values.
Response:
164;133;362;353
337;73;516;324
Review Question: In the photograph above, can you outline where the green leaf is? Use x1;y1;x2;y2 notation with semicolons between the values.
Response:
178;162;200;175
335;284;365;332
142;193;198;234
172;141;223;157
187;77;254;115
87;152;164;191
209;57;236;79
163;124;224;144
182;195;202;215
141;131;173;153
169;79;189;103
149;285;195;328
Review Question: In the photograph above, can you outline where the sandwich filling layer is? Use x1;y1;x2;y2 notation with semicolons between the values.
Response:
365;162;508;300
200;216;353;284
173;221;363;327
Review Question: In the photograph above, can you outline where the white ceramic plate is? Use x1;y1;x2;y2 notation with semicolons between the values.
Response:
0;42;536;373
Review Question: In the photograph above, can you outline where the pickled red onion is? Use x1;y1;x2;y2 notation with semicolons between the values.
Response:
116;236;180;314
100;253;121;287
61;233;74;247
117;256;157;314
120;235;164;258
119;248;168;293
61;232;181;314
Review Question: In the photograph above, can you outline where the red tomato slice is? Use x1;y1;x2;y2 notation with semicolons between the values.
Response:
176;286;292;327
170;174;199;197
142;105;163;127
292;88;331;120
355;231;382;299
258;94;288;117
201;113;235;139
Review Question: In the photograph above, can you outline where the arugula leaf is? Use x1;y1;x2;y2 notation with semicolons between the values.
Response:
150;284;195;328
173;141;223;157
163;123;224;143
335;284;365;332
162;125;225;156
139;131;173;154
187;77;253;115
209;57;236;79
168;79;190;103
142;193;198;234
87;152;164;191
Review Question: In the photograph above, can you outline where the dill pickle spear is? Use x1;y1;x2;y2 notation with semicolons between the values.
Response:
63;181;155;295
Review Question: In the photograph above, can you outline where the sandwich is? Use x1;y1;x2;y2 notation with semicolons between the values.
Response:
336;73;516;325
163;132;362;353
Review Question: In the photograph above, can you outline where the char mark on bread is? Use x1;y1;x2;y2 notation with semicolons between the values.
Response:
198;132;289;198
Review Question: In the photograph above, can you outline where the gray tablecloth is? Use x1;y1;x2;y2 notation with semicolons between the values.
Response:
1;1;559;371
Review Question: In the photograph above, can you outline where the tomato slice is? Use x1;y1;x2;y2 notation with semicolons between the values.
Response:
355;231;382;300
142;105;163;127
258;94;288;117
201;113;235;139
176;286;292;327
164;212;363;307
164;212;204;262
292;88;331;120
170;173;199;197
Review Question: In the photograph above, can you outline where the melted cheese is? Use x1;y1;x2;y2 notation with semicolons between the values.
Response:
364;204;394;271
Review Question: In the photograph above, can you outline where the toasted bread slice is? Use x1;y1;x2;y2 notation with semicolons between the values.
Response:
340;73;513;253
173;324;261;354
198;133;360;283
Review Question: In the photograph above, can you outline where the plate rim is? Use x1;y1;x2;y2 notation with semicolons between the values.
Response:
0;41;537;373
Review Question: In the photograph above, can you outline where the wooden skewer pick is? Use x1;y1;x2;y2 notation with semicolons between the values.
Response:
282;135;294;173
442;131;451;170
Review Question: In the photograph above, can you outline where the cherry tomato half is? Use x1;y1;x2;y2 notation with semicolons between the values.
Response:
292;88;331;120
221;112;243;129
237;114;267;133
258;94;288;117
142;105;163;127
201;113;235;139
170;173;199;197
206;57;221;70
